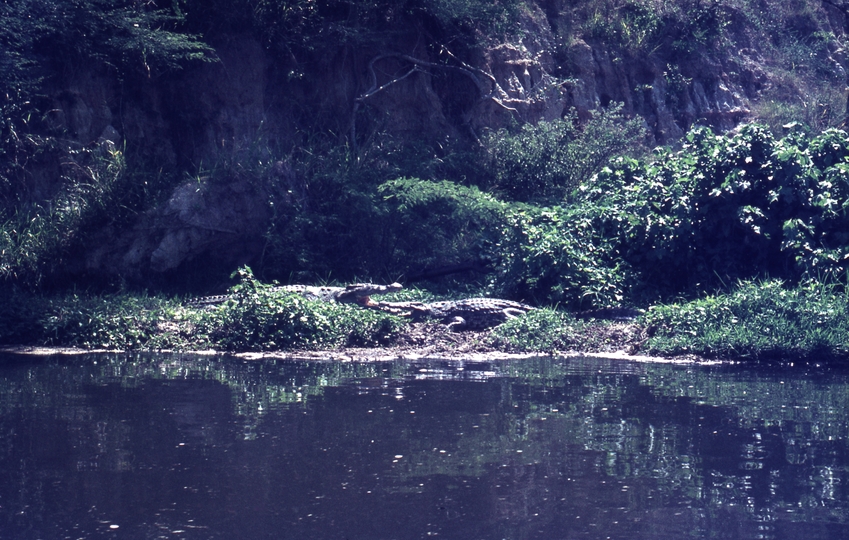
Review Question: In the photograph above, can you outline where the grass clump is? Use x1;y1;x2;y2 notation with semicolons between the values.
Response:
642;280;849;361
488;308;643;354
0;291;183;350
488;309;578;352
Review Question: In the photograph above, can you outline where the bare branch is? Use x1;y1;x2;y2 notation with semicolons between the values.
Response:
357;64;420;102
351;48;517;154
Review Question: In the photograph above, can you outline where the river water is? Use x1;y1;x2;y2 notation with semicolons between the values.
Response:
0;352;846;539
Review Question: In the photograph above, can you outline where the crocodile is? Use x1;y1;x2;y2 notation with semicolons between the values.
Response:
373;298;535;331
186;282;403;308
187;281;642;330
372;299;644;330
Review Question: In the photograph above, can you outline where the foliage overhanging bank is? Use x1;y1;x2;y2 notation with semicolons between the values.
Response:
495;124;849;307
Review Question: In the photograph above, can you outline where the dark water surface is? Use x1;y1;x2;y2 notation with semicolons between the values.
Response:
0;352;847;539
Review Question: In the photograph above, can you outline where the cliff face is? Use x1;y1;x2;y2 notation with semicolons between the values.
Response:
17;1;849;286
51;3;773;158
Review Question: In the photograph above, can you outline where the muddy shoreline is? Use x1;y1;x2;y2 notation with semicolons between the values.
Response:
0;322;711;364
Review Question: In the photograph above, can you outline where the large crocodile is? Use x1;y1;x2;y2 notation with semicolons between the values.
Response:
187;282;403;307
373;299;644;330
187;282;642;330
373;298;535;330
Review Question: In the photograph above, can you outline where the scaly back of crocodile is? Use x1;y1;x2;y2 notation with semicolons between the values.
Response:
425;298;534;329
186;282;402;307
376;297;534;330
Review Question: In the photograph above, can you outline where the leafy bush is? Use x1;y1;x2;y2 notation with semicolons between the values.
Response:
483;105;645;203
196;268;402;351
583;124;849;295
488;124;849;307
377;178;510;279
261;136;513;282
491;205;639;308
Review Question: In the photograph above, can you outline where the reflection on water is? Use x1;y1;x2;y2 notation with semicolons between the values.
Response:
0;352;847;539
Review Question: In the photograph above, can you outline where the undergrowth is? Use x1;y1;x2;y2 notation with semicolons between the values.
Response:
487;309;585;352
487;308;642;354
194;269;402;351
642;279;849;361
2;274;848;362
0;269;404;352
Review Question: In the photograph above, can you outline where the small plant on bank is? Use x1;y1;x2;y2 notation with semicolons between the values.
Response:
487;308;581;352
488;307;644;354
188;268;403;351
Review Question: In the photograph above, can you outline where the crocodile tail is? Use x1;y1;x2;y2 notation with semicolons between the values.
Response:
503;307;529;319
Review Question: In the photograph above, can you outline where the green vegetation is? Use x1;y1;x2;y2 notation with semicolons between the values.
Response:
486;123;849;361
483;105;646;202
0;143;128;285
490;124;849;303
194;268;403;351
0;0;214;286
487;278;849;362
642;279;849;360
487;308;640;353
5;121;849;360
257;104;648;284
1;0;849;361
0;0;213;108
0;268;403;351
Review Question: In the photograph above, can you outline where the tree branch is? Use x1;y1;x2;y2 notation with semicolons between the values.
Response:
351;48;517;154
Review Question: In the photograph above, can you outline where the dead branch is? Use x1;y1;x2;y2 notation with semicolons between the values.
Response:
351;48;517;154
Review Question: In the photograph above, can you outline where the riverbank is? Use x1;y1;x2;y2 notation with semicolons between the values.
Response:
1;277;847;363
0;319;709;365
